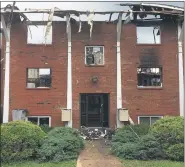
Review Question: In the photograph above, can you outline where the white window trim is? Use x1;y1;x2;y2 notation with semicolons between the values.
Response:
136;26;161;44
137;67;163;88
27;68;52;89
26;116;51;127
85;46;104;65
138;116;163;125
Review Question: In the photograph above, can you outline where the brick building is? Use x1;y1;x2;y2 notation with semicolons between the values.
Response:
1;3;184;128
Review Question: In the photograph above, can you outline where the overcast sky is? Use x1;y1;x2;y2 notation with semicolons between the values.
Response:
1;1;184;21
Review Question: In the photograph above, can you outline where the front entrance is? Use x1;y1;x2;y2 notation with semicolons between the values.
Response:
80;93;109;127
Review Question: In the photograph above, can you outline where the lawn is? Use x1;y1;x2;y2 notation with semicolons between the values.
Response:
2;160;76;167
122;160;184;167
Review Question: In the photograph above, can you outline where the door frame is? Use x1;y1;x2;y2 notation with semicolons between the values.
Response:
79;93;110;128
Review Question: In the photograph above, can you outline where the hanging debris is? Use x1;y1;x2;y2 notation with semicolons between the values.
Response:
78;14;82;33
87;10;94;38
45;7;54;45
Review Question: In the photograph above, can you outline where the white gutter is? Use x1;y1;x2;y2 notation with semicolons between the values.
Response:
66;14;72;127
178;21;184;117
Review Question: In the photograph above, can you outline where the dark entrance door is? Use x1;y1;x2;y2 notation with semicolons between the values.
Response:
80;93;109;127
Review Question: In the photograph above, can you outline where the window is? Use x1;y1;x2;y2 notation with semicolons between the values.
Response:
27;68;51;88
27;116;51;126
136;26;160;44
138;116;162;125
27;25;52;44
85;46;104;65
137;67;162;87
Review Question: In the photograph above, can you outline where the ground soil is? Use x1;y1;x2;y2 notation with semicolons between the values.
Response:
76;139;123;167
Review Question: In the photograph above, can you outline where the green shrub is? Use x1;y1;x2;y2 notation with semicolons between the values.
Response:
150;116;184;150
166;143;184;161
135;134;165;160
37;127;84;162
39;125;53;133
1;121;46;163
122;124;150;137
111;142;139;159
112;130;138;143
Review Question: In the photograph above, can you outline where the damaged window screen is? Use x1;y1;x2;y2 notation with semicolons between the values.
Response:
137;67;162;87
136;26;160;44
85;46;104;65
27;25;52;44
27;68;51;88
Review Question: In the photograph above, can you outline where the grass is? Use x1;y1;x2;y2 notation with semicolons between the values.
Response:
122;160;184;167
2;160;76;167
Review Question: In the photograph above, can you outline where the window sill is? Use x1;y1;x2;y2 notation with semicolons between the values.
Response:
85;64;104;67
27;43;53;46
137;86;163;90
26;87;51;90
136;43;161;46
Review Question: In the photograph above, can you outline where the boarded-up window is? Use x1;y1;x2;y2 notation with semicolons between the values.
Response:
137;67;162;87
27;68;51;88
85;46;104;65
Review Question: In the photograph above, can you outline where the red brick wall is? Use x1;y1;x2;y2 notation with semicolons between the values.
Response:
121;20;179;123
9;22;68;127
7;20;180;127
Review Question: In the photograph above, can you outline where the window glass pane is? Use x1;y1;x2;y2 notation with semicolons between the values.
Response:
86;46;104;65
27;25;52;44
39;117;49;126
27;68;51;88
137;67;162;87
151;117;161;125
137;26;160;44
28;117;38;125
140;117;150;125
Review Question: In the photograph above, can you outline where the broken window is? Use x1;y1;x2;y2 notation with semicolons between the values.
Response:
27;68;51;88
137;67;162;87
27;116;50;126
27;25;52;44
138;116;162;125
136;26;160;44
85;46;104;65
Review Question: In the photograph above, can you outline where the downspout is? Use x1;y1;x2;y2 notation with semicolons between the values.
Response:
66;14;72;127
2;15;10;123
178;21;184;117
116;13;123;128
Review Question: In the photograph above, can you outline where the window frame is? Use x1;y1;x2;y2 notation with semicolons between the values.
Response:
26;68;52;89
136;25;161;45
85;45;104;66
137;67;163;88
138;116;163;126
27;24;53;45
26;116;51;127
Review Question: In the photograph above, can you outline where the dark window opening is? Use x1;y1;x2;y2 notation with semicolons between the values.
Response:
27;68;51;88
85;46;104;65
139;116;162;125
27;116;50;126
137;67;162;87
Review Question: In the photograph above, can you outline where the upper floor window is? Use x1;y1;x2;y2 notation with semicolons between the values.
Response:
27;25;52;44
136;26;161;44
85;46;104;65
137;67;162;87
27;68;51;88
138;116;162;125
